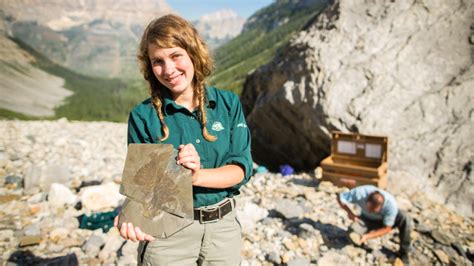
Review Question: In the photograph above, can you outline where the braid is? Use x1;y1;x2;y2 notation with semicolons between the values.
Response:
150;90;169;141
196;83;216;142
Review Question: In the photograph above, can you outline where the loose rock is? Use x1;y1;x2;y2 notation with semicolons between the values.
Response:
274;198;304;219
48;183;76;207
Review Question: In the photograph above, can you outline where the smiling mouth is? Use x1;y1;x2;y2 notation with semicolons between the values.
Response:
166;73;183;84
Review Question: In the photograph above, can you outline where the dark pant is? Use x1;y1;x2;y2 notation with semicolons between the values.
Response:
359;210;412;254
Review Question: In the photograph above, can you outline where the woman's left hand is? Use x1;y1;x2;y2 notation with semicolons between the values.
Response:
177;144;201;182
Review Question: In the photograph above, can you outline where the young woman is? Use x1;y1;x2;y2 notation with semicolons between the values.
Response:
114;14;252;265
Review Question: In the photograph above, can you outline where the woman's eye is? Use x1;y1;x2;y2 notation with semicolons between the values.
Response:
172;54;182;59
151;59;163;66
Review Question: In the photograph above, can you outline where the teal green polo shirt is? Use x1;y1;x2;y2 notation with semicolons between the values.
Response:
127;86;253;208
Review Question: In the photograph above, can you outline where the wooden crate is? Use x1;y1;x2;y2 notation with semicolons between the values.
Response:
321;131;388;188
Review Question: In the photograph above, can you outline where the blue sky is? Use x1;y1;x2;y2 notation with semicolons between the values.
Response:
167;0;274;20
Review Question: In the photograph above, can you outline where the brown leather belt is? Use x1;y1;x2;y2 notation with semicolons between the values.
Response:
194;198;234;224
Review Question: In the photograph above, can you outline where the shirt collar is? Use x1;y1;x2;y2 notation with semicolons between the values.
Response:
162;86;216;116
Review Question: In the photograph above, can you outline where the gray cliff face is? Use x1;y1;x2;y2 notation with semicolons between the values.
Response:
241;0;474;215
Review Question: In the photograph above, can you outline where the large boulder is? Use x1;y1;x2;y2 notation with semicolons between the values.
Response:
241;0;473;215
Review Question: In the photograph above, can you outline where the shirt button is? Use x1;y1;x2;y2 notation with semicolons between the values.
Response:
190;116;194;119
196;139;201;144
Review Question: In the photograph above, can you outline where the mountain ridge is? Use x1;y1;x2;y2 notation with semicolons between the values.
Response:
1;0;172;78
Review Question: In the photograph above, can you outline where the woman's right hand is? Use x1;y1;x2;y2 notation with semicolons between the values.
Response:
114;216;155;242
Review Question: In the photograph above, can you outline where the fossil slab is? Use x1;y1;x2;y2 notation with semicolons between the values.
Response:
118;144;193;238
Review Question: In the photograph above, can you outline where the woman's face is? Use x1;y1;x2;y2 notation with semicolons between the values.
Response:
148;44;195;96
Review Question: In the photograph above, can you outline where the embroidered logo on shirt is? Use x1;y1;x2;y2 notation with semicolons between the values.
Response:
211;121;224;132
236;123;247;128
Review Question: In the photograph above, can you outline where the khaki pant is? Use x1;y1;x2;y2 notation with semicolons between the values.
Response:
137;199;242;266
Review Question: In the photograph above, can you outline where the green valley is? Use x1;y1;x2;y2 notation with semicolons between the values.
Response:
4;38;148;122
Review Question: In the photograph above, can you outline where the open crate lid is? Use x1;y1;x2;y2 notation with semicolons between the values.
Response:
331;131;388;166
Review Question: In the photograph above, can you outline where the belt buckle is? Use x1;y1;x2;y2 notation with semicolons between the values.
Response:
199;206;221;224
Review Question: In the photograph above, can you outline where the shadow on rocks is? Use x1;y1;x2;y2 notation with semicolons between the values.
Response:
7;250;78;266
284;217;352;250
290;177;319;187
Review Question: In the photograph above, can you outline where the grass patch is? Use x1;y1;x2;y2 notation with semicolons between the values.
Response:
0;108;46;120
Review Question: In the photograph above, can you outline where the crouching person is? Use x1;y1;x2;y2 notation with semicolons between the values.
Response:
337;185;412;264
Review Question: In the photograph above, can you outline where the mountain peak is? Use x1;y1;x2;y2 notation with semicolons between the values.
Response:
194;9;244;48
198;9;240;23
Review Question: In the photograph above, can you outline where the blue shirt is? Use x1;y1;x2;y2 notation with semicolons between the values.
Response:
127;86;253;208
339;185;399;227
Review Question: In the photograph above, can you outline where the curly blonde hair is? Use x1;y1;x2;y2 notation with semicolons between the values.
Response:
137;14;216;142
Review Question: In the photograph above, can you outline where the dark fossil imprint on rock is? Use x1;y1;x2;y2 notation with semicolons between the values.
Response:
119;144;194;238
